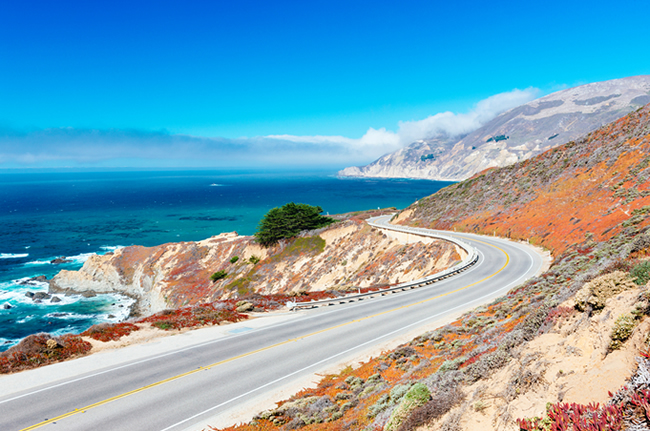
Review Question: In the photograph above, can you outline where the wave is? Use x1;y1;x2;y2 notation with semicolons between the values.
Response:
24;246;119;266
25;260;51;265
65;252;96;264
100;245;125;252
0;253;29;259
44;311;95;320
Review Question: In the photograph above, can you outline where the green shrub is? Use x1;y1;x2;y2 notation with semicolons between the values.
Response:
210;270;228;282
631;261;650;286
610;313;636;350
384;383;431;431
230;256;239;264
248;255;260;264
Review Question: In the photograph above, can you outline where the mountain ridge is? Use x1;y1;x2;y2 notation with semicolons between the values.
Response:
340;75;650;181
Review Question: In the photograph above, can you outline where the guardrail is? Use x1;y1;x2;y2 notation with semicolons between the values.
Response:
288;215;479;310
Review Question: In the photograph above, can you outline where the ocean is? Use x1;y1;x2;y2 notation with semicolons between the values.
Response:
0;169;453;351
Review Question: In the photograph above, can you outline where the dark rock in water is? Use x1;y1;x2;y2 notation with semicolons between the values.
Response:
50;296;61;303
108;314;116;319
119;305;124;307
48;312;68;317
51;257;72;264
25;292;35;298
33;292;51;301
34;299;42;303
19;276;50;287
80;291;96;298
2;304;11;309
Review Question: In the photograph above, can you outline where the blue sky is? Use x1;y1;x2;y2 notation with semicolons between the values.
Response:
1;0;650;168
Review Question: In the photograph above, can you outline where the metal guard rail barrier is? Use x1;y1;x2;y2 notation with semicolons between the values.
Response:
288;216;479;310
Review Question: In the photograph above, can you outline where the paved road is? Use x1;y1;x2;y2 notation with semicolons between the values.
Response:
0;218;545;431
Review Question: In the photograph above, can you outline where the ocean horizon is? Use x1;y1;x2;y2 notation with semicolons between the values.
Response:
0;168;454;351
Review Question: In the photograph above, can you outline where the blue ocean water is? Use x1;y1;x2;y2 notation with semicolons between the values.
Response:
0;169;453;350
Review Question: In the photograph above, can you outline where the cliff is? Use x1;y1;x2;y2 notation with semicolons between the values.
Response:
340;75;650;181
51;219;464;317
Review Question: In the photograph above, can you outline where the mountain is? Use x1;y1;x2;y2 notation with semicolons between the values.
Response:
396;103;650;254
339;75;650;181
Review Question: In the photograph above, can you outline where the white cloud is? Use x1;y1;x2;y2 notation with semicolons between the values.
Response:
266;88;540;157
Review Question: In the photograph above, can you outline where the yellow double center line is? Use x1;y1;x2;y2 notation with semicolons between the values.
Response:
22;239;508;431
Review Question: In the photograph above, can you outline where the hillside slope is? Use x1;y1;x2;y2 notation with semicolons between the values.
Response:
396;103;650;255
340;75;650;181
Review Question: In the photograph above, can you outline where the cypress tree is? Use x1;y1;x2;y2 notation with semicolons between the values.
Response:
254;202;334;246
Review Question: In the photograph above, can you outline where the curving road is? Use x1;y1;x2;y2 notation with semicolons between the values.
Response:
0;218;545;431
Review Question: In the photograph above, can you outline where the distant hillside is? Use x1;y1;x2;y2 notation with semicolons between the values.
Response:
396;103;650;254
340;75;650;181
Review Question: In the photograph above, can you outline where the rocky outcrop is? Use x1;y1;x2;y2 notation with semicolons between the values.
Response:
51;221;463;317
340;75;650;181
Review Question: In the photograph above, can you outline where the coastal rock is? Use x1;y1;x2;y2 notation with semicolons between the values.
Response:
3;304;11;309
51;257;72;264
50;296;61;303
18;276;50;286
235;301;254;313
32;292;51;301
46;339;61;349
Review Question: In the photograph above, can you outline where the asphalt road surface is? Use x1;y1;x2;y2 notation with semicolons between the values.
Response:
0;218;545;431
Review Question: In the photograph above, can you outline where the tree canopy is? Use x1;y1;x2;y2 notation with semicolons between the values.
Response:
254;202;335;246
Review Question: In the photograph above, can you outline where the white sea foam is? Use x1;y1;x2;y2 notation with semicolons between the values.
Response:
209;183;224;187
100;245;125;252
44;311;95;320
66;252;96;264
12;277;49;289
0;253;29;259
25;260;51;265
102;294;136;322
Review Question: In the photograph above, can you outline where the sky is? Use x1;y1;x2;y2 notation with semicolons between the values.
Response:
1;0;650;169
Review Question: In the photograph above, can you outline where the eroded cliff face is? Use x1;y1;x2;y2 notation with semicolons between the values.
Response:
51;220;463;316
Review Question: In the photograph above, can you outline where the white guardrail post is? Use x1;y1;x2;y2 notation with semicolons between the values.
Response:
289;215;479;310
